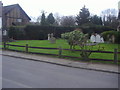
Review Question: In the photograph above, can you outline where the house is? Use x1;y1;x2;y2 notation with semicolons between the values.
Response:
0;1;2;30
2;4;31;30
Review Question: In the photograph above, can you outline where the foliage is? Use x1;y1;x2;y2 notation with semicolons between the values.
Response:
8;24;115;40
61;30;86;49
80;24;115;34
101;9;118;29
24;25;75;40
8;26;25;40
90;15;102;25
40;12;47;26
46;13;55;25
61;30;93;60
101;31;120;44
76;6;90;26
60;16;76;26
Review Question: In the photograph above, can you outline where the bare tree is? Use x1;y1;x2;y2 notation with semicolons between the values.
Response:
60;16;76;26
54;13;62;26
101;9;118;28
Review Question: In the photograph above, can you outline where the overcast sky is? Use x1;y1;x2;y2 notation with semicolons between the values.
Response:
1;0;119;21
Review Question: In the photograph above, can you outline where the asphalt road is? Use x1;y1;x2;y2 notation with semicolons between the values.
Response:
2;55;118;88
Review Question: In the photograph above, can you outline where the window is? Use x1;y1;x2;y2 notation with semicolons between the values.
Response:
17;19;22;22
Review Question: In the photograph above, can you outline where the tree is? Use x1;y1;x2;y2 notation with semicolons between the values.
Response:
60;16;76;26
76;6;90;26
61;30;88;49
40;12;47;26
61;30;92;60
101;9;118;29
90;15;102;25
46;13;55;25
54;13;62;26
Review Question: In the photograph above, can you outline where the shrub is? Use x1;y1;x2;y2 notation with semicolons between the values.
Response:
61;30;94;61
61;30;88;49
8;26;26;40
24;25;75;40
101;31;120;44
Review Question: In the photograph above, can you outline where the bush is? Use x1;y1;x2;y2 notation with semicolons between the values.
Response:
8;26;26;40
8;25;115;40
24;25;75;40
61;30;88;49
101;31;120;44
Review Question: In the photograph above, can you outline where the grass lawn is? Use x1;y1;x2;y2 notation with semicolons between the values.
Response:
3;39;120;64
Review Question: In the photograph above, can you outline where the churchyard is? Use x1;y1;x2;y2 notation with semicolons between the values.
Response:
3;38;119;64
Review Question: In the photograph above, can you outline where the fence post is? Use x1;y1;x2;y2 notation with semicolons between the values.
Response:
3;42;6;50
25;44;28;53
114;48;118;64
58;46;62;58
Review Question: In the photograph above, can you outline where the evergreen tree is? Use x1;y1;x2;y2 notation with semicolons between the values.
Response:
90;15;102;25
47;13;55;25
40;12;46;26
76;6;90;26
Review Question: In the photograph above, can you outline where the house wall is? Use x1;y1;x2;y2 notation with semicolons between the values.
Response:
5;6;30;27
0;1;2;30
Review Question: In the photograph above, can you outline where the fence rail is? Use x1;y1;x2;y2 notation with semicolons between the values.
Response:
3;42;120;64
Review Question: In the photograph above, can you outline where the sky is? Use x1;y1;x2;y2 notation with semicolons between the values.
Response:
1;0;119;21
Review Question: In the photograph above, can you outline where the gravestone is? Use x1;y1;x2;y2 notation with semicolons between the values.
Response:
96;34;101;43
50;37;56;44
48;33;56;44
100;37;104;43
90;34;96;43
48;34;51;40
3;30;7;36
90;33;104;43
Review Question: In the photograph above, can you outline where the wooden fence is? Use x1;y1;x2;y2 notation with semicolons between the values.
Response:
3;42;120;64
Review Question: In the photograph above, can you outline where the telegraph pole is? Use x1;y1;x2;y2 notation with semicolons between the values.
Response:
0;1;3;42
0;1;2;30
117;1;120;31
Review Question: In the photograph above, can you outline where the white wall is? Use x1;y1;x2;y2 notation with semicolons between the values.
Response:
0;18;2;29
0;2;2;90
0;1;2;30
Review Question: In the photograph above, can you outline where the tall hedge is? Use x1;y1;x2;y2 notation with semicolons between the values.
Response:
102;31;120;44
24;25;75;40
8;25;114;40
8;26;26;40
80;25;114;34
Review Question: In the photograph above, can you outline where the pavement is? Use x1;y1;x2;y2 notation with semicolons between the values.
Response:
1;50;119;74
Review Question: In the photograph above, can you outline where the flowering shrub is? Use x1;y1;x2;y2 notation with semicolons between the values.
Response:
61;30;93;60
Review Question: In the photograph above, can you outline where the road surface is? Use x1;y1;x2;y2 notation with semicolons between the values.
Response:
2;55;118;88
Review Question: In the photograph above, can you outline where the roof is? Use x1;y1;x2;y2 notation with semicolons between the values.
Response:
3;4;31;20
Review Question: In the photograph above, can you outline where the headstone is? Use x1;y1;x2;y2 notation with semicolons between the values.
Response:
3;30;7;36
96;34;101;43
48;34;51;40
100;37;104;43
48;33;56;44
111;35;115;43
90;33;96;43
90;33;104;43
50;37;56;44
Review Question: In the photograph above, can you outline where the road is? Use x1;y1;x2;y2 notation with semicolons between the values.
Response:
2;55;118;88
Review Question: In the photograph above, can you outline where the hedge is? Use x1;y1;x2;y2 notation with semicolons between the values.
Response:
8;26;26;40
24;25;75;40
101;31;120;44
8;25;115;40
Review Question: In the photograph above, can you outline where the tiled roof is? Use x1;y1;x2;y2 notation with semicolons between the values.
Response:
4;4;18;14
3;4;31;20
